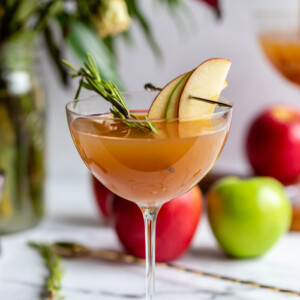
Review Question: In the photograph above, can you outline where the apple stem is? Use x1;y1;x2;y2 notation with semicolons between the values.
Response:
144;83;162;91
141;206;160;300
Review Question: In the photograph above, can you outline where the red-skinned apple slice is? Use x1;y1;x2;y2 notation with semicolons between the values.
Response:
166;75;228;120
147;73;186;119
178;58;231;120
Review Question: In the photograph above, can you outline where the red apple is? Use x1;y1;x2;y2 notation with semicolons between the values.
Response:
246;105;300;184
92;175;114;220
112;186;202;262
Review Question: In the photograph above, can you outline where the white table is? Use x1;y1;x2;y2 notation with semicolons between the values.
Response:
0;177;299;300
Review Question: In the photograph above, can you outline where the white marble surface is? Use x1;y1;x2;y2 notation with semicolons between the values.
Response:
1;177;300;300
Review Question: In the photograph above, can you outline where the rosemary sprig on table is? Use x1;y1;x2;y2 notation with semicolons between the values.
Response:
51;241;300;297
28;242;64;300
62;54;157;134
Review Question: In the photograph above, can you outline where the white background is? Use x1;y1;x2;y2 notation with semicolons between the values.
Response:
42;0;300;182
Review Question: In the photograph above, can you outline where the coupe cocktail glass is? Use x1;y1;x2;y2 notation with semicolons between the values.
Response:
66;91;233;299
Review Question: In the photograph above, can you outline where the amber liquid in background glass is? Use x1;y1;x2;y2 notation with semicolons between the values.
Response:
260;31;300;86
71;115;228;207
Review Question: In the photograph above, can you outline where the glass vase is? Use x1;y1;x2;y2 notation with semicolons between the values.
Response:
0;37;45;234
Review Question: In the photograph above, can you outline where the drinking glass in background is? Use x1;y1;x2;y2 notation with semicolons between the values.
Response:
257;11;300;86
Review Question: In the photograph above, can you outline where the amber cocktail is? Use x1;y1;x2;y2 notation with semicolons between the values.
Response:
260;30;300;86
66;91;233;299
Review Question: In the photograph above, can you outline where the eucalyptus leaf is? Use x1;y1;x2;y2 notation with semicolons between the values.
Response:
67;21;124;89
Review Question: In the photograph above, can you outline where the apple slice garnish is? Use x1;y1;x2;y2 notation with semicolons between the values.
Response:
165;71;192;119
166;75;228;120
148;73;186;119
178;58;231;120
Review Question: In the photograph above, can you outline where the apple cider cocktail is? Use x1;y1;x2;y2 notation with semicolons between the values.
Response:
71;115;228;207
65;55;233;300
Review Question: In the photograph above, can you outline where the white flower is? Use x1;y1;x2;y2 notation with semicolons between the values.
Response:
94;0;131;38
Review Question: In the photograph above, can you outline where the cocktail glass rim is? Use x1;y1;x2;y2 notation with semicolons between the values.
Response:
254;10;300;32
66;91;233;123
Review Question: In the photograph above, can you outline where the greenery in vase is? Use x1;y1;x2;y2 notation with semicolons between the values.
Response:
0;46;46;225
0;0;189;87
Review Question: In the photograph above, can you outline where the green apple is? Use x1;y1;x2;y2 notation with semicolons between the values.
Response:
207;177;292;258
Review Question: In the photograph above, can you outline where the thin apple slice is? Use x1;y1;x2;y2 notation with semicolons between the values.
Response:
178;58;231;120
148;73;186;119
166;75;228;120
165;71;192;119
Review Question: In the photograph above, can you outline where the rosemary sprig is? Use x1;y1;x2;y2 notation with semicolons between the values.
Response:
28;242;64;300
62;53;157;133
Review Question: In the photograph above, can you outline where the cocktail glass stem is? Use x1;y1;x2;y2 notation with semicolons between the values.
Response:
141;207;160;300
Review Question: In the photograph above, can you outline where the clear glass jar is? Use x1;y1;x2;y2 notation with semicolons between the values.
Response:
0;37;45;234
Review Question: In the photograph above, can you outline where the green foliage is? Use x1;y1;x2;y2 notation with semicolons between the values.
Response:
126;0;161;58
0;0;184;87
67;21;124;89
43;25;69;85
